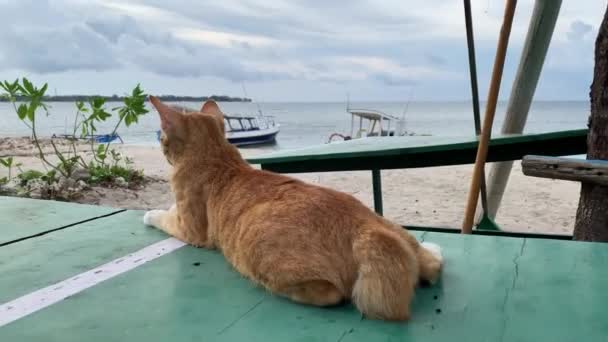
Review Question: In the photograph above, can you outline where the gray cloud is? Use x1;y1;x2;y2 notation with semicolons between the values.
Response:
86;15;140;44
373;73;418;86
567;20;593;41
0;0;600;101
426;53;447;66
0;24;119;73
0;0;456;85
123;36;274;81
0;2;280;81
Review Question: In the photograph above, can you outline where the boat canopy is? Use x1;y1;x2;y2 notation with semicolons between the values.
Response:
347;109;400;121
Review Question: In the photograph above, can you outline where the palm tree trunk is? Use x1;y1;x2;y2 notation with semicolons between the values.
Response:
573;6;608;241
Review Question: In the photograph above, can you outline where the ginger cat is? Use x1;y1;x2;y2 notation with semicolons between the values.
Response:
143;96;443;321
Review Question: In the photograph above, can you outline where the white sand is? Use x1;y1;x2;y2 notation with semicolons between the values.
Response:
0;141;581;234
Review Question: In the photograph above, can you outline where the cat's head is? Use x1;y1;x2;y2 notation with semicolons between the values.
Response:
149;95;226;165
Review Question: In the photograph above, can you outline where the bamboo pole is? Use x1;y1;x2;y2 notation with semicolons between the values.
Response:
476;0;562;223
462;0;518;234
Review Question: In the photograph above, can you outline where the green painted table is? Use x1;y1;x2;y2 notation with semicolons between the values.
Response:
0;196;121;246
1;198;607;341
247;129;588;217
0;209;168;303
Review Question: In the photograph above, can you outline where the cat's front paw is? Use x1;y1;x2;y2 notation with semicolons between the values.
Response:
143;209;165;227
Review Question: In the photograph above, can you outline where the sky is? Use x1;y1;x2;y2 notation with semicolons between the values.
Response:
0;0;604;102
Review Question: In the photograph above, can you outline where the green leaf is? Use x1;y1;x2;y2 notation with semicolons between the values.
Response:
27;105;35;122
98;109;111;121
9;79;19;93
43;170;57;183
0;158;9;167
22;77;35;95
92;97;106;109
17;104;28;120
17;169;45;186
39;83;48;96
96;144;107;161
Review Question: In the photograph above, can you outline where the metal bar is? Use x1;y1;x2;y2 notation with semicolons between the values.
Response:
464;0;482;135
463;0;490;218
372;169;383;215
462;0;518;234
404;225;573;240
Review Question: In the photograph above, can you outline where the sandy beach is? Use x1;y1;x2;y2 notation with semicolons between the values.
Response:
0;137;581;234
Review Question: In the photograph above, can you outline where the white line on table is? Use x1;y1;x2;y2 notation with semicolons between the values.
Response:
0;237;186;327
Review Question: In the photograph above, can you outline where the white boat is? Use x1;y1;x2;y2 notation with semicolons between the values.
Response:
156;106;280;147
223;114;280;146
327;106;408;143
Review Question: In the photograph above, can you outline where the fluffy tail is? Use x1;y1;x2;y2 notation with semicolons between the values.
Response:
351;228;419;321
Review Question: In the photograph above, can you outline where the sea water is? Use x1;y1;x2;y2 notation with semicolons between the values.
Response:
0;101;589;151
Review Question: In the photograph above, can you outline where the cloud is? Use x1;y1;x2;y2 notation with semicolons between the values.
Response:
124;36;271;81
173;28;278;49
330;56;459;84
0;0;451;86
567;20;593;41
0;0;604;100
426;53;447;66
86;15;140;44
0;2;274;81
0;24;119;73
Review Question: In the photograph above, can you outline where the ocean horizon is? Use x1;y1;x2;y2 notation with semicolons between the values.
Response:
0;100;589;151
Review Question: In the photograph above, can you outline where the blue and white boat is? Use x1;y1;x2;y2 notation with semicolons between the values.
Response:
156;108;280;147
223;114;280;146
53;133;123;144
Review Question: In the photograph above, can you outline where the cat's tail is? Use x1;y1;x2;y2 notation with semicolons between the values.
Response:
351;228;420;321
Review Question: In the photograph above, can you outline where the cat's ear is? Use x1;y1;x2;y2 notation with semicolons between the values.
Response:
201;100;221;115
149;95;180;133
201;100;225;134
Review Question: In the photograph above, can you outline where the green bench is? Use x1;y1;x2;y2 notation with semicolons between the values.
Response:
1;196;607;341
247;129;588;226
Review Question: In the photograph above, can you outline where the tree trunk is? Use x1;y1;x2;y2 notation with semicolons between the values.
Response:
573;6;608;241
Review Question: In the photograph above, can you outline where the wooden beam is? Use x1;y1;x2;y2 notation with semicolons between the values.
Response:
462;0;517;234
522;155;608;186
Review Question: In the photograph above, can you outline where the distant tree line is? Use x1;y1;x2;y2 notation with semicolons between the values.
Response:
0;94;252;102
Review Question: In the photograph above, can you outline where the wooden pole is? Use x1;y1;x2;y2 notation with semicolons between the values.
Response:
462;0;517;234
477;0;562;224
522;155;608;186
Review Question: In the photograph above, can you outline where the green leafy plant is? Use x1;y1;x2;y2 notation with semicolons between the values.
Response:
88;149;143;186
0;156;22;181
0;78;149;199
15;169;62;199
0;78;61;175
17;169;46;187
